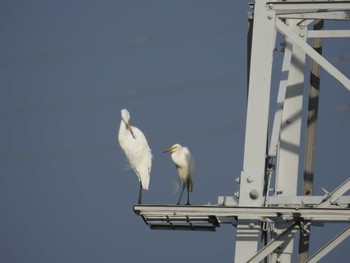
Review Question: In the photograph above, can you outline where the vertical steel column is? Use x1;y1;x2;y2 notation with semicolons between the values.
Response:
273;18;307;262
275;18;306;198
234;1;276;262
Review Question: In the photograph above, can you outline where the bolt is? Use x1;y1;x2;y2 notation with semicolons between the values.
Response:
276;189;283;195
249;223;256;228
249;189;259;200
299;32;305;37
234;191;240;198
268;15;273;20
246;176;254;183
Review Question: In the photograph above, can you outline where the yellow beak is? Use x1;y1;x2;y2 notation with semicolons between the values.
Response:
127;122;135;139
163;146;176;153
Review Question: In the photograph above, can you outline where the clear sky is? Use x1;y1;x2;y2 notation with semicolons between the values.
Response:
0;1;349;262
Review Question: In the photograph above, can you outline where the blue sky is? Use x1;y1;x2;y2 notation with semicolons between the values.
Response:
0;1;349;262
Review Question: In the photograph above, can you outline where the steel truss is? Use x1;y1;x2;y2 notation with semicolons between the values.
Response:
134;1;350;262
236;1;350;262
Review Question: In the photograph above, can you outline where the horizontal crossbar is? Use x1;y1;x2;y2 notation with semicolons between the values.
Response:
134;204;350;231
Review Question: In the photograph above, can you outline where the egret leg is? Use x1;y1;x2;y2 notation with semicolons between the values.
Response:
138;181;143;204
186;186;190;205
177;184;185;205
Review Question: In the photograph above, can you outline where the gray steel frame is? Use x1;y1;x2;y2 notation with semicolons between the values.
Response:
236;1;350;262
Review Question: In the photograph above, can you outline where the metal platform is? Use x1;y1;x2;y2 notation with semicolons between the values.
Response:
134;205;220;231
134;204;350;231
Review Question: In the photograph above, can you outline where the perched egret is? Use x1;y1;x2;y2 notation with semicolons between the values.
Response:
164;144;195;205
118;109;152;204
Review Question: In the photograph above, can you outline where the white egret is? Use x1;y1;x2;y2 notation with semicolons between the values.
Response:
164;144;195;205
118;109;152;204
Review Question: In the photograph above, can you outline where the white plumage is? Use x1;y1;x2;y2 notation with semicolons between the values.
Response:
164;143;195;205
118;109;152;203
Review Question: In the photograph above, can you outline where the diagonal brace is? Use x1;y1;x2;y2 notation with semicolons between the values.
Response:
247;222;299;263
276;18;350;91
316;177;350;208
307;225;350;263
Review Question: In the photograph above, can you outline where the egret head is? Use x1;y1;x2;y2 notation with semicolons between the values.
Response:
163;144;181;153
121;109;135;138
121;109;130;124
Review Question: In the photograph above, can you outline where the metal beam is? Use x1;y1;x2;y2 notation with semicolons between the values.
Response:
240;0;276;206
279;11;350;20
267;1;350;13
275;19;306;197
268;39;293;157
236;0;277;260
134;205;350;224
307;225;350;263
273;18;307;262
307;30;350;38
219;195;350;207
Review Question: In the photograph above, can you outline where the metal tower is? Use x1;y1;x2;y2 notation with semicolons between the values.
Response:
134;1;350;262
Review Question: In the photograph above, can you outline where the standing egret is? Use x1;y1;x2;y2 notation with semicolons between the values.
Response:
118;109;152;204
164;144;195;205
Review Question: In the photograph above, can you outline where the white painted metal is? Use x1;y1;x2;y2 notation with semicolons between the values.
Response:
279;11;350;20
275;19;306;197
218;195;350;207
240;0;276;205
268;1;350;13
307;30;350;38
235;0;277;261
134;205;350;224
268;39;293;157
273;19;307;261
